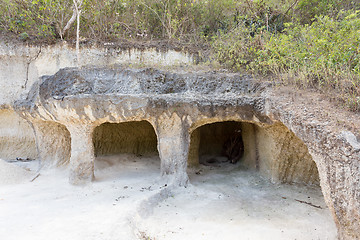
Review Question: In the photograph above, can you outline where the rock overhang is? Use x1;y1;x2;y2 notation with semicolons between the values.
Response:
9;65;360;240
15;66;272;124
2;41;359;240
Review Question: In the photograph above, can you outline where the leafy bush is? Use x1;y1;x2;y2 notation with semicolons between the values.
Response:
211;23;264;71
295;0;360;24
79;0;240;41
0;0;241;42
213;9;360;111
0;0;73;40
258;11;360;111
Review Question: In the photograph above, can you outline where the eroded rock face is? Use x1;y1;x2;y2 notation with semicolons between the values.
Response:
0;42;195;106
11;66;360;239
0;109;37;160
93;121;158;156
269;91;360;240
32;121;71;167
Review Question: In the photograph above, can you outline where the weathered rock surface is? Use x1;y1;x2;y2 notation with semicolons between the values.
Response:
15;66;267;185
0;109;37;160
0;41;359;239
11;65;359;239
268;88;360;240
0;41;195;165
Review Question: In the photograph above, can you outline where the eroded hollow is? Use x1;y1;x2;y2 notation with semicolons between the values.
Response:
92;121;160;179
188;121;247;167
188;120;320;185
34;121;71;166
0;109;37;160
183;121;335;238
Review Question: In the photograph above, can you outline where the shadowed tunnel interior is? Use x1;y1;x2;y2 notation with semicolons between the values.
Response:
92;121;160;175
188;121;246;167
188;120;320;185
93;121;158;157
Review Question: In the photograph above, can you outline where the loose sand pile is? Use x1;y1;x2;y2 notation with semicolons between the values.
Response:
0;159;33;185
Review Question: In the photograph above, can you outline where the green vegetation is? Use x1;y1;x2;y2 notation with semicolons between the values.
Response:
0;0;239;41
0;0;359;111
211;2;360;111
261;12;360;111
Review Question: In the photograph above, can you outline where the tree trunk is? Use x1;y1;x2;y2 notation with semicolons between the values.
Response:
73;0;82;67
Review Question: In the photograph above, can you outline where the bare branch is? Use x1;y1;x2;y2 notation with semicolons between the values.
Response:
139;1;171;38
62;0;83;38
284;0;300;17
62;9;77;34
73;0;83;67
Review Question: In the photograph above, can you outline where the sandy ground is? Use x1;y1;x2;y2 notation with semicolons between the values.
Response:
0;155;337;240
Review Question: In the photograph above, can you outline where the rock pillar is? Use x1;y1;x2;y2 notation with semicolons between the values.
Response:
156;113;190;186
317;154;360;240
67;124;95;184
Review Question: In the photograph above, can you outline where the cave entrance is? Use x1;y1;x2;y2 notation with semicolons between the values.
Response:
188;120;320;185
92;121;159;180
188;121;257;170
185;121;335;238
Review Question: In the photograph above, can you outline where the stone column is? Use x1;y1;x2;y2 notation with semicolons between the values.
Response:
67;124;95;185
32;120;71;167
316;153;360;240
156;113;190;186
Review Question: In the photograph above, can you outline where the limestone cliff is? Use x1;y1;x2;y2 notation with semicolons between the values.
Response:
0;42;359;239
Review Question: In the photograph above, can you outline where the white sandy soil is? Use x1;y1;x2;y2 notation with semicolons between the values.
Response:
0;155;337;240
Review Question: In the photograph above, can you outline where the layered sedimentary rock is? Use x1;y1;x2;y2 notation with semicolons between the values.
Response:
0;41;358;239
0;41;195;167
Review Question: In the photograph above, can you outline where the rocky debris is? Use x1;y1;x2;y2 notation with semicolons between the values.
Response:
15;157;33;162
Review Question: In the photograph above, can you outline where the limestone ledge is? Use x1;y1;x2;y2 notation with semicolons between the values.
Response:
5;66;360;240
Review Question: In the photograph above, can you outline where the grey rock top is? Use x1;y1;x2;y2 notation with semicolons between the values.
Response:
38;66;263;99
15;66;270;124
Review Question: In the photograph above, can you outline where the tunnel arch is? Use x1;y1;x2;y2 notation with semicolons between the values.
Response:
187;119;320;185
33;120;71;167
92;120;158;157
0;109;38;160
91;120;160;180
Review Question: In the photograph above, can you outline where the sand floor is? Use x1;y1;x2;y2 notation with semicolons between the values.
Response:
0;154;337;240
